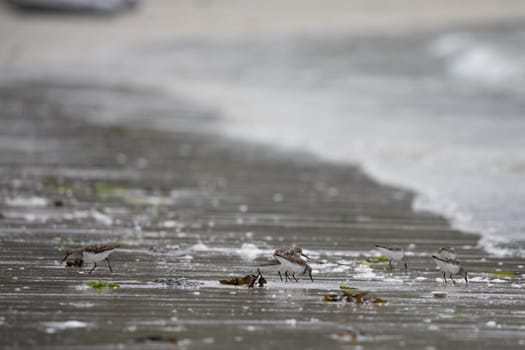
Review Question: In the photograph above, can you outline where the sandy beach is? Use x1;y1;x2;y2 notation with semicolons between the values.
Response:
1;1;525;349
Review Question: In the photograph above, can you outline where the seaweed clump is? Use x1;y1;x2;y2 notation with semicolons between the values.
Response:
134;335;178;344
323;289;387;304
86;280;120;290
331;329;363;344
220;273;267;288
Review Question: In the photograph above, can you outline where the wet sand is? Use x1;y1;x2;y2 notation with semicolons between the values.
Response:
1;81;524;349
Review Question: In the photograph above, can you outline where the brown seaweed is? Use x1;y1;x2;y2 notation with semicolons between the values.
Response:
331;329;362;344
134;335;178;344
219;272;267;288
323;293;344;302
323;290;387;305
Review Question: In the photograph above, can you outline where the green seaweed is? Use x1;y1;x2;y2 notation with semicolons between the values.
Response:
454;313;472;321
94;182;129;197
360;256;389;265
339;285;358;290
53;184;74;196
58;236;85;250
86;280;120;290
491;271;516;276
479;270;516;277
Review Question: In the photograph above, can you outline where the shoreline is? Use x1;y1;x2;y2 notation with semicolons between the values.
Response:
1;80;524;348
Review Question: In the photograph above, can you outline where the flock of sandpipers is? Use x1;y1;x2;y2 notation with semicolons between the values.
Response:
61;243;468;284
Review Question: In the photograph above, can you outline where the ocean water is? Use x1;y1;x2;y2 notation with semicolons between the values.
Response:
112;24;525;257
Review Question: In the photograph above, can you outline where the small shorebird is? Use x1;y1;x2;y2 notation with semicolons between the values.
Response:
274;247;313;282
432;254;468;284
375;245;407;271
258;247;310;281
61;244;120;274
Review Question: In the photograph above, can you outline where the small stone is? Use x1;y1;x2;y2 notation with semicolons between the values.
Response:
431;291;448;298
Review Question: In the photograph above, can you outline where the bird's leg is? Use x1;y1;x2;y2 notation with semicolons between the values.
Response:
88;263;97;274
292;273;299;282
404;263;408;272
285;271;290;282
309;271;314;282
389;260;394;270
256;269;264;285
105;258;113;273
278;271;283;281
442;272;447;284
450;274;456;285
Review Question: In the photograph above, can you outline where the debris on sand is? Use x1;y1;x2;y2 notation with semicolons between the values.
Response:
431;291;448;298
134;335;178;344
86;280;120;290
339;285;358;291
220;273;266;288
323;290;387;304
330;329;363;344
53;198;65;207
364;256;389;264
153;277;202;289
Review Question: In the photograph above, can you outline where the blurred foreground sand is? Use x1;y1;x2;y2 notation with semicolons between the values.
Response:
1;0;525;65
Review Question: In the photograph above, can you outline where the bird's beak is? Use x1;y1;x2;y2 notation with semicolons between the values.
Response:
301;253;310;259
60;254;68;264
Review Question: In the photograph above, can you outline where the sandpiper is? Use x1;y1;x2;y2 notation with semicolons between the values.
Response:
432;254;468;284
375;245;407;271
437;246;457;261
61;244;120;274
274;248;313;282
258;247;309;281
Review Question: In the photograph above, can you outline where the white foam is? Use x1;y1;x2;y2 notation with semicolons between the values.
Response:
5;196;48;207
90;209;113;226
43;320;90;333
238;243;264;260
353;263;381;280
189;242;272;260
429;33;524;85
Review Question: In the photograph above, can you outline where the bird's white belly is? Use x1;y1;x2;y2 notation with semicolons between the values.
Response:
446;263;461;275
435;259;460;275
435;259;447;271
258;263;284;274
275;256;304;273
377;247;403;261
82;250;113;263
